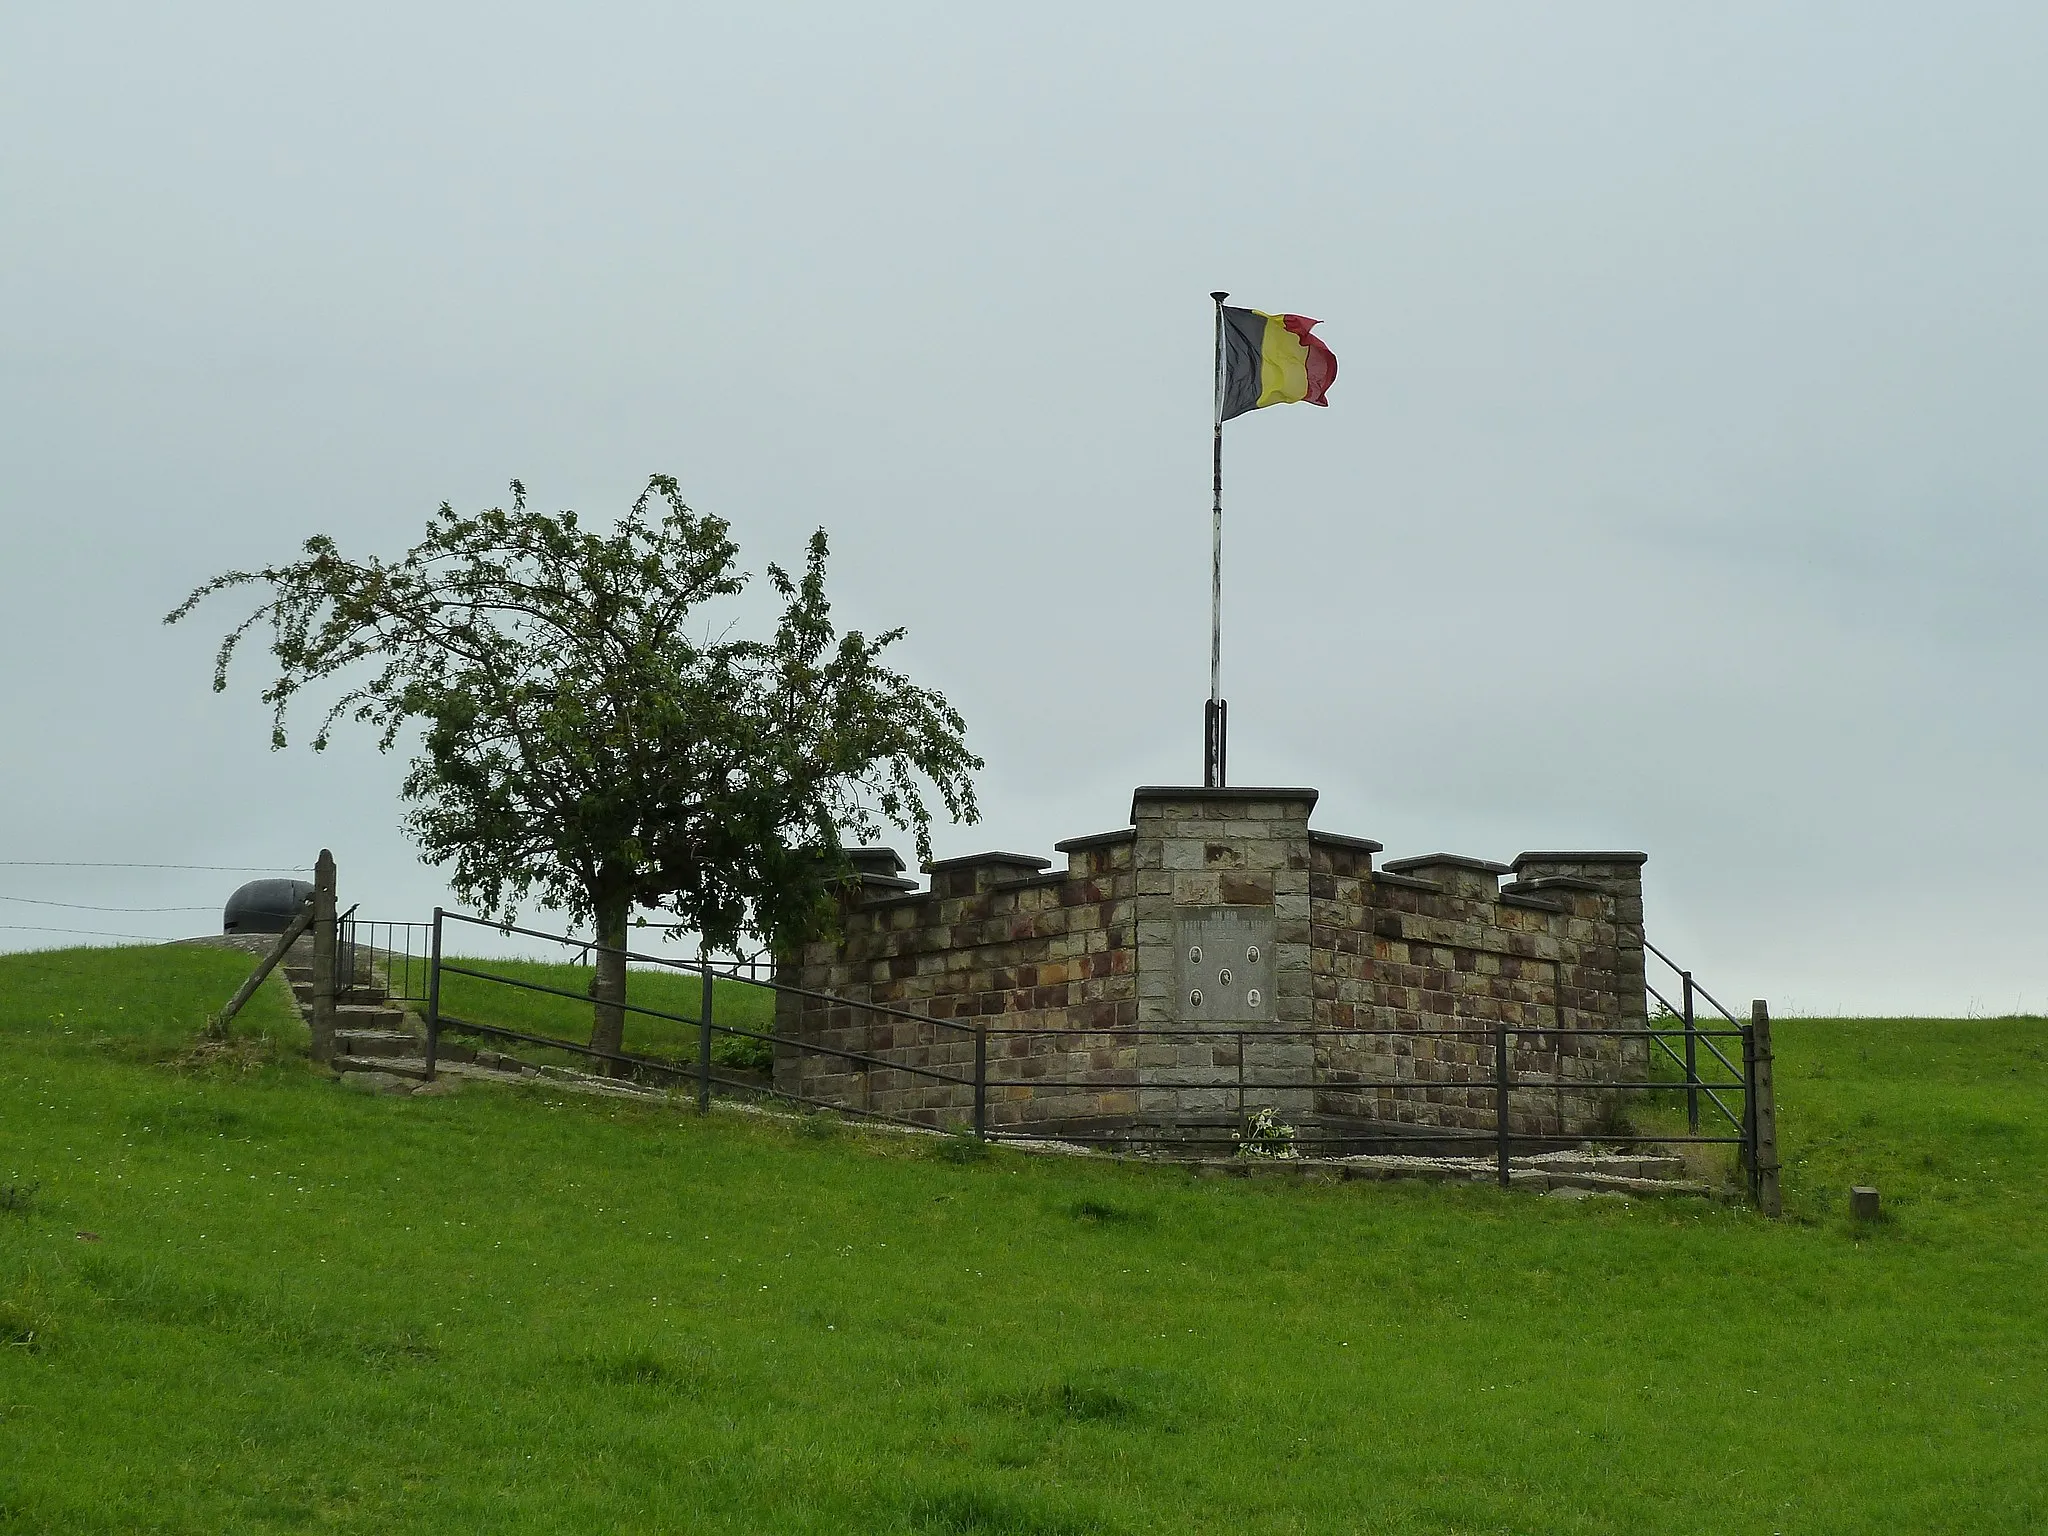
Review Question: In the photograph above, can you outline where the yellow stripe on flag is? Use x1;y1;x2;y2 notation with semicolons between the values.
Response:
1256;313;1310;409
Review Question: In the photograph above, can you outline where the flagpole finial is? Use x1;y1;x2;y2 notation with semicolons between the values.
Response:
1210;291;1229;303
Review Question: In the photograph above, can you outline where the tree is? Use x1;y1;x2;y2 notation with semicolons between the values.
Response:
167;476;981;1061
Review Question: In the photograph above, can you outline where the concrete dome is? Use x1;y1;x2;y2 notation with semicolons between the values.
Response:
222;878;313;934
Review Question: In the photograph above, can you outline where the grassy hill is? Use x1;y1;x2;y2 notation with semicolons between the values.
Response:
1;944;2043;1534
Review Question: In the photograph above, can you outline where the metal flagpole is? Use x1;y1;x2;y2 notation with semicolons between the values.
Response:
1205;290;1228;788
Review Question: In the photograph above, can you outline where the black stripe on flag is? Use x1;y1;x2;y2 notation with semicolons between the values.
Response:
1220;307;1266;421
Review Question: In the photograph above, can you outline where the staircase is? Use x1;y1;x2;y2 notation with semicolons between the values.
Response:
269;944;665;1102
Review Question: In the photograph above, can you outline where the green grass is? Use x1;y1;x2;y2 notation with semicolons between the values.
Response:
1;944;2044;1533
432;956;776;1072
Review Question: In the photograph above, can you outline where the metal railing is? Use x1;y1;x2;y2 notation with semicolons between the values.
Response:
335;912;436;1004
421;910;974;1122
406;908;1772;1204
1640;941;1781;1208
976;1018;1754;1176
1643;938;1745;1127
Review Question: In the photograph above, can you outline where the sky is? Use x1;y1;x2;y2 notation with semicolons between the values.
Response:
2;3;2043;1014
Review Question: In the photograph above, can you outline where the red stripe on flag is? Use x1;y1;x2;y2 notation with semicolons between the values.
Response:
1281;314;1337;406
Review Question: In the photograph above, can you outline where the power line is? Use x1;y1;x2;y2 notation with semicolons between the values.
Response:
0;861;310;872
0;895;217;914
0;924;182;943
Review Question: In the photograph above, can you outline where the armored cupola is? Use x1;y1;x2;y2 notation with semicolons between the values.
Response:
222;878;313;934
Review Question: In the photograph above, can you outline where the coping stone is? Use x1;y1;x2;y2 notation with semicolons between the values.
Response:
846;847;907;875
1382;853;1513;876
1370;871;1445;893
1511;851;1649;869
923;851;1052;874
1308;830;1386;854
1502;876;1607;895
1129;786;1320;821
1052;828;1138;853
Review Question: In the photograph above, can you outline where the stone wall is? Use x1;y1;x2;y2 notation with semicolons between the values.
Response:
1310;841;1648;1138
773;835;1139;1131
774;786;1648;1143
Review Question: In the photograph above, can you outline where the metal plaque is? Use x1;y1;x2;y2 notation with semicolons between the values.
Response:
1173;909;1277;1023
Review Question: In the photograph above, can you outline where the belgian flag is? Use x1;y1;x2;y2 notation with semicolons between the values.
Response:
1219;307;1337;421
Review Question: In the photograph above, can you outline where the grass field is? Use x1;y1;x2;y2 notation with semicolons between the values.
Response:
1;944;2043;1533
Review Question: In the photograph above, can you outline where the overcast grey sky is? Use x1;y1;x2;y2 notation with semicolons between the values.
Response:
3;3;2043;1013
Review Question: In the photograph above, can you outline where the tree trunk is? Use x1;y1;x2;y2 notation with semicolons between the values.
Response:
589;892;631;1075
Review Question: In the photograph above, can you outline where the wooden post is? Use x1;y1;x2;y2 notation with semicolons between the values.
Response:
309;850;337;1066
1751;999;1781;1218
424;907;443;1082
209;899;313;1038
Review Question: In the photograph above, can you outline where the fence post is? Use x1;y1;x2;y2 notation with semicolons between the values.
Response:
1740;1019;1757;1187
309;850;337;1066
1751;1000;1781;1217
698;948;714;1115
211;898;314;1039
1494;1019;1511;1189
424;907;442;1082
973;1021;987;1140
1682;970;1699;1133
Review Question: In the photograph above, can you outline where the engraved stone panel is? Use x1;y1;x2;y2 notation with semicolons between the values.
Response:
1173;909;1277;1023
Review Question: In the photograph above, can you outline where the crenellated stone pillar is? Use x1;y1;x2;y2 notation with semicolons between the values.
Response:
1131;787;1318;1133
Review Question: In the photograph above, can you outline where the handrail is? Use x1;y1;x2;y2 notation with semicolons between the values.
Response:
433;962;974;1088
437;909;977;1035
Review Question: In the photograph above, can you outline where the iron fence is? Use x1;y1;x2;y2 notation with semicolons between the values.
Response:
1640;936;1775;1202
408;908;1772;1204
973;1018;1752;1174
335;912;436;1003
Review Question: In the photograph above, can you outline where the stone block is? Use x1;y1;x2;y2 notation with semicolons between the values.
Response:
1218;872;1274;906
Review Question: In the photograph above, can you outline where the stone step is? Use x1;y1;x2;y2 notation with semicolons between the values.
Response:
1520;1152;1688;1180
335;1003;408;1029
292;979;390;1004
333;1054;432;1081
1536;1174;1713;1199
332;1031;482;1065
333;1029;421;1058
1193;1154;1712;1199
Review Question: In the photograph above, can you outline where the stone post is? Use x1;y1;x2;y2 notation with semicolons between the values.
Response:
309;849;337;1066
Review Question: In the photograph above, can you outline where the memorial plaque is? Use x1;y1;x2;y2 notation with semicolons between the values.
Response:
1173;909;1277;1023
